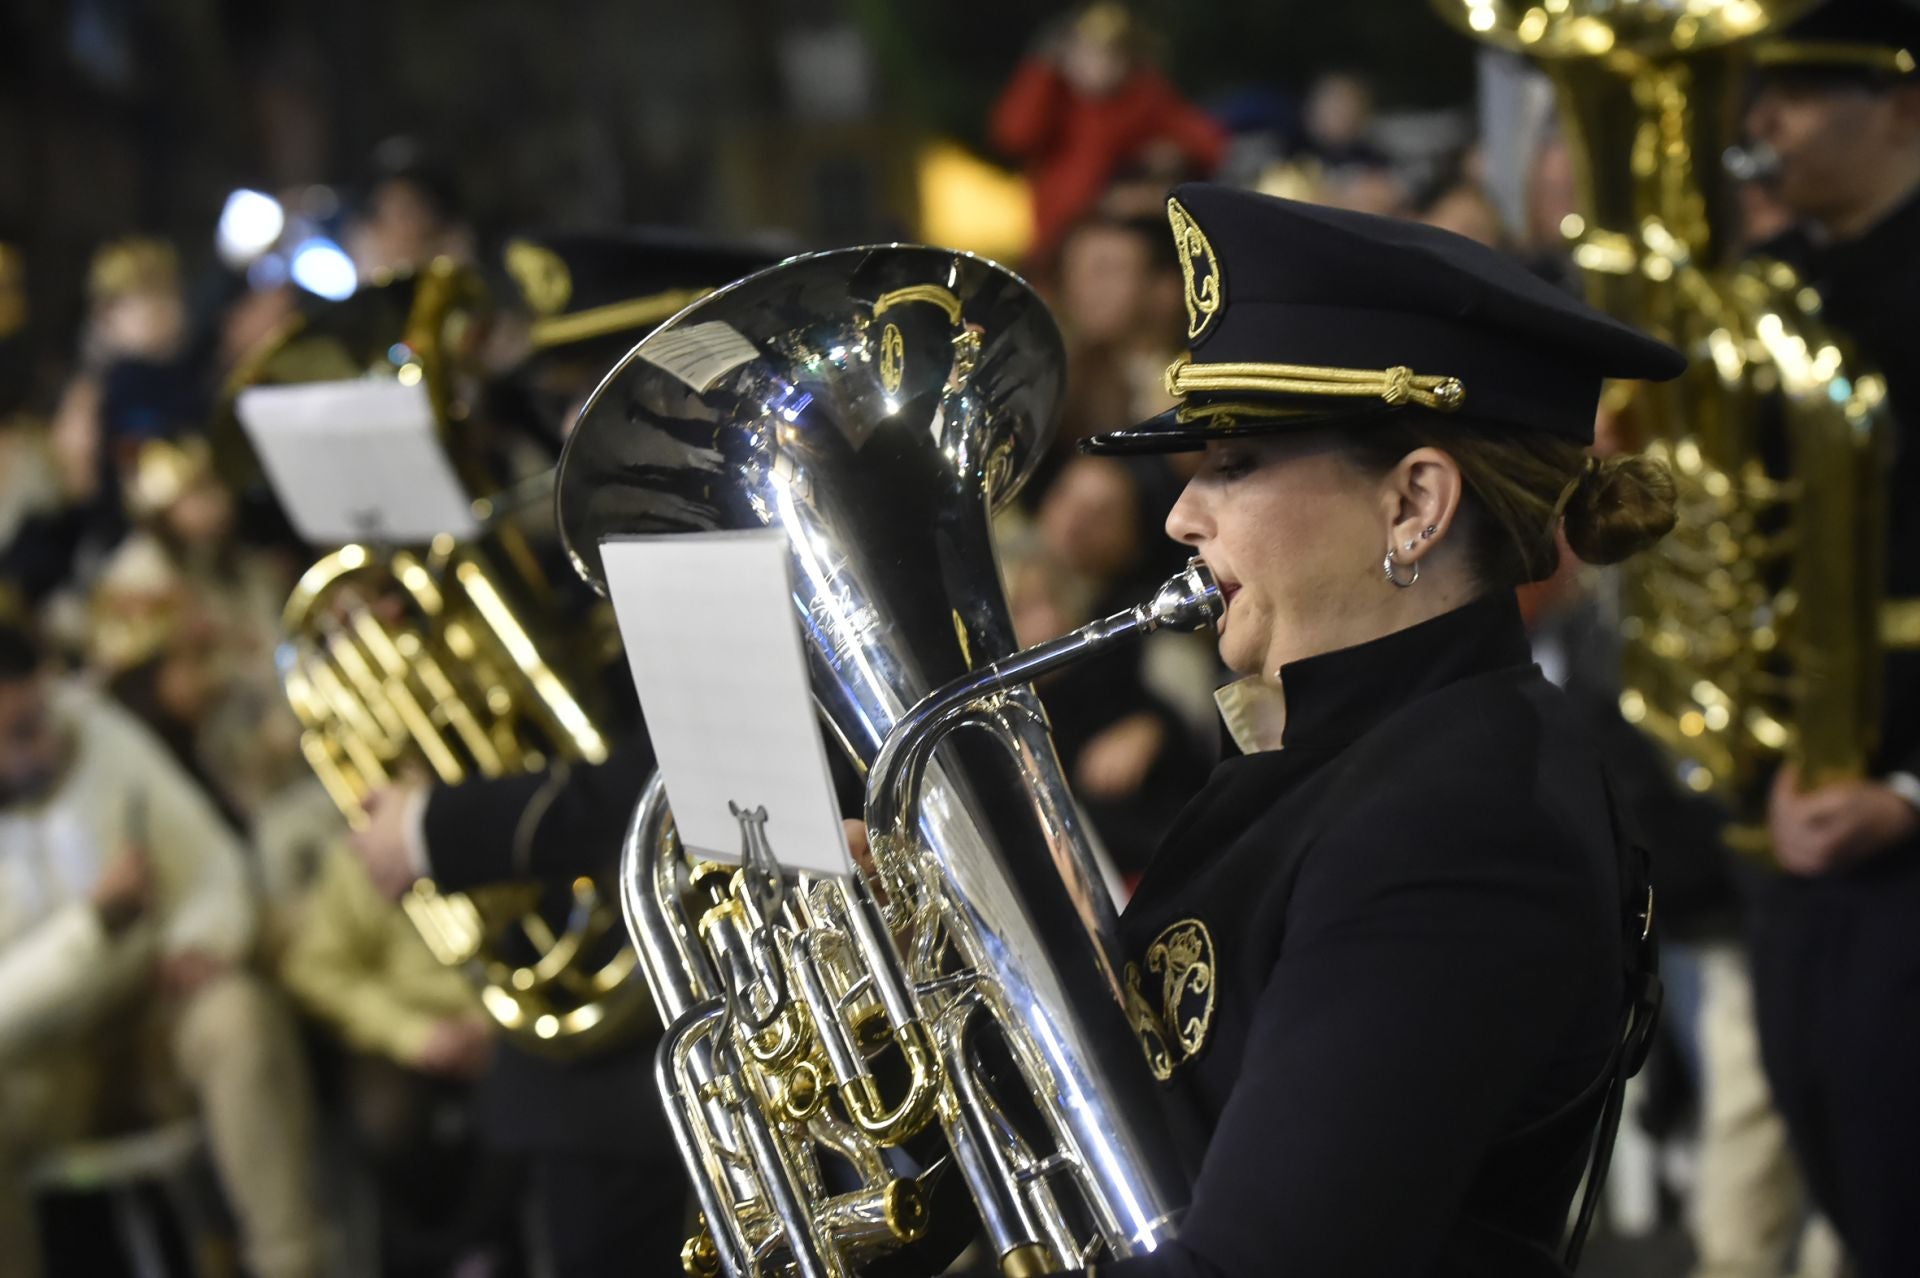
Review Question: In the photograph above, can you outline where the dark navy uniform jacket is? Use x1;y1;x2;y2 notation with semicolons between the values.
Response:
1091;590;1627;1277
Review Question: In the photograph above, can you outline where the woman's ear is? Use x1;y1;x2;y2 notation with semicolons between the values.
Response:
1382;446;1463;563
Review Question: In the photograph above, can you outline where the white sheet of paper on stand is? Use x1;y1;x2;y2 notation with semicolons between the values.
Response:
600;530;851;877
234;379;480;545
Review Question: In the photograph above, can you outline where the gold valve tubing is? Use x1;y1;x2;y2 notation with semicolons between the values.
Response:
304;664;396;789
375;553;506;778
817;1178;931;1248
747;1004;808;1067
455;559;609;763
298;731;373;825
323;627;409;749
403;882;487;963
506;899;591;988
408;644;506;776
999;1242;1061;1277
339;611;472;785
780;1058;826;1121
841;1020;942;1144
304;658;388;764
680;1226;720;1278
389;550;446;615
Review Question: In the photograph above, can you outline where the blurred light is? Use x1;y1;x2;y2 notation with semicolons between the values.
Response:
290;237;356;300
1570;16;1614;53
916;141;1031;263
299;184;341;220
246;254;288;290
216;189;285;268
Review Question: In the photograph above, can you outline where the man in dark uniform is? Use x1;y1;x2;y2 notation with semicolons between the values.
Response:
1742;4;1920;1275
352;229;779;1278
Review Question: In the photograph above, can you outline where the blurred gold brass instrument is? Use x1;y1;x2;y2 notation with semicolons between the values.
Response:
232;260;649;1057
558;248;1217;1276
1439;0;1893;828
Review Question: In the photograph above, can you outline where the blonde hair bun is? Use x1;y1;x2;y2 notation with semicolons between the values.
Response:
1562;453;1677;565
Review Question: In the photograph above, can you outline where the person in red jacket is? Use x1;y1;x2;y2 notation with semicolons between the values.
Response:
990;4;1226;268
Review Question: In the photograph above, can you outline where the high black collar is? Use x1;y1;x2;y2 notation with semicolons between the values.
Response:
1275;589;1534;752
1765;181;1920;280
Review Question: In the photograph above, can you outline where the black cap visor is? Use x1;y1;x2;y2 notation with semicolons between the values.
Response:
1081;398;1412;455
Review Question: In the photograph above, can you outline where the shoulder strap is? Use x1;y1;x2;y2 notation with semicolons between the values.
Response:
1562;771;1662;1270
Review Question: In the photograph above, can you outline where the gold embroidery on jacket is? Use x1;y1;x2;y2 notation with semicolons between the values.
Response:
1124;918;1216;1079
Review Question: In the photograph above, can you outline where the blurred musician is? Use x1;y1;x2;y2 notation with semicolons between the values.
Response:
351;229;777;1276
1741;3;1920;1273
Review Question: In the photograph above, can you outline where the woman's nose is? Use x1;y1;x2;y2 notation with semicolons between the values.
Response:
1164;482;1209;548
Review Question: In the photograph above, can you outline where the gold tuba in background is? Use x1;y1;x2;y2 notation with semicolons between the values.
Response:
1439;0;1894;831
226;259;648;1057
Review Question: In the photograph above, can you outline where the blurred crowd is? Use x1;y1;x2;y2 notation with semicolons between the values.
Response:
0;1;1916;1275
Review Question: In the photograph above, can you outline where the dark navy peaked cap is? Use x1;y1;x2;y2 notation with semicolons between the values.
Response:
1083;183;1686;454
502;229;784;355
1756;0;1920;82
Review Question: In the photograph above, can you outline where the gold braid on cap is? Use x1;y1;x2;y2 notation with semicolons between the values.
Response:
1165;354;1466;413
88;238;180;303
1754;41;1916;74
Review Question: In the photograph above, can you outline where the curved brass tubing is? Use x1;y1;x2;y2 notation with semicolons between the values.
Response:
841;1020;944;1146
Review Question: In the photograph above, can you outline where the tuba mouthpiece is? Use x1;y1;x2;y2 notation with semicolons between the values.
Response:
1142;558;1223;635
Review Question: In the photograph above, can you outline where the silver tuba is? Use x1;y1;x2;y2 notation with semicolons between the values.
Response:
556;247;1218;1276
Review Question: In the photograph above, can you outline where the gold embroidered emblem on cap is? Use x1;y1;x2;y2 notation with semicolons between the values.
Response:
1123;917;1217;1080
879;322;906;393
1167;197;1223;342
505;239;572;317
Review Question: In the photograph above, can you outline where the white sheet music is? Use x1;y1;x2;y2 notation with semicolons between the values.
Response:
600;530;850;876
234;379;480;545
637;320;762;393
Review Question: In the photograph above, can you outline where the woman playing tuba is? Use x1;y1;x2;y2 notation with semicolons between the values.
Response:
1009;184;1681;1275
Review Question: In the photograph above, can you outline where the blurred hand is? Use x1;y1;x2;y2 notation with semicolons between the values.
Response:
157;948;228;998
49;377;103;502
1769;766;1920;877
353;782;426;902
1075;712;1165;801
411;1015;495;1080
843;819;875;878
91;845;153;936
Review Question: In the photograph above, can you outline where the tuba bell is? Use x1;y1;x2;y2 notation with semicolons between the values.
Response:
1438;0;1894;831
225;259;650;1057
557;247;1213;1276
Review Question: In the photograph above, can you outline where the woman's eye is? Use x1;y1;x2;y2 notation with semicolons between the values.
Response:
1211;452;1256;480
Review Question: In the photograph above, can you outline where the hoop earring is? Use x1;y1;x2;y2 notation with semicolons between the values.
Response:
1383;547;1419;589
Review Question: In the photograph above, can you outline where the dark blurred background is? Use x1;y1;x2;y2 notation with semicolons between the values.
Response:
0;0;1476;353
